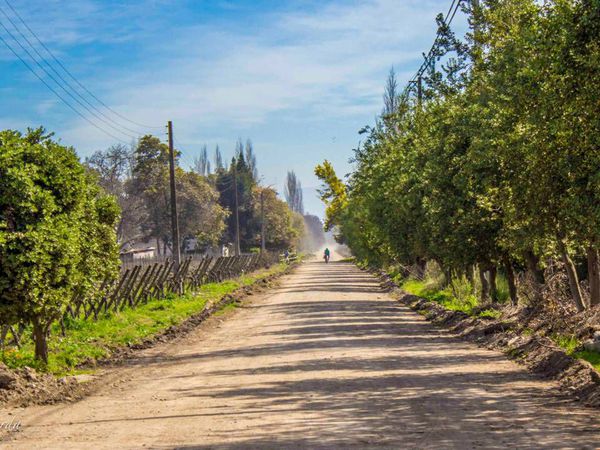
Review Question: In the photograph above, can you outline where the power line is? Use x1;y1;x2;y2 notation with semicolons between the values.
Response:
402;0;464;100
2;0;163;130
0;4;148;137
0;15;138;140
0;32;130;144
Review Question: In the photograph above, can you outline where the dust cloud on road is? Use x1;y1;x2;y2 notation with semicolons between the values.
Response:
2;259;599;449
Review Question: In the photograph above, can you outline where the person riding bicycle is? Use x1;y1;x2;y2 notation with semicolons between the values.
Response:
323;247;330;263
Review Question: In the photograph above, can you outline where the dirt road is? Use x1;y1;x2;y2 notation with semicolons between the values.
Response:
1;258;599;449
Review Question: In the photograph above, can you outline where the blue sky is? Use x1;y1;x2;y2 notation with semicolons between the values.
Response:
0;0;467;217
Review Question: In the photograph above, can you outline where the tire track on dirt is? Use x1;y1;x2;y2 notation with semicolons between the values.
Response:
1;258;599;449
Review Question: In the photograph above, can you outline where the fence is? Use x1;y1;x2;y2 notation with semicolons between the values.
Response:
66;254;279;321
0;253;281;348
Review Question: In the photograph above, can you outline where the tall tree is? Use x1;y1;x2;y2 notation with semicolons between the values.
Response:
193;144;211;176
214;145;224;171
284;171;304;215
215;150;258;251
86;144;143;248
245;139;258;181
382;67;398;116
130;135;172;253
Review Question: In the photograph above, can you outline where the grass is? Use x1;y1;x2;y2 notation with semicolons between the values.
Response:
0;262;288;376
401;279;480;316
551;333;600;372
551;334;580;355
574;350;600;372
405;275;600;372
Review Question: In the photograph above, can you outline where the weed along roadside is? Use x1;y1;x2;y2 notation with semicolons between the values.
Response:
374;268;600;407
0;257;298;407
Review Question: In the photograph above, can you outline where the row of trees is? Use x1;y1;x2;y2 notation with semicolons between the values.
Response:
1;129;323;362
87;137;313;255
316;0;599;311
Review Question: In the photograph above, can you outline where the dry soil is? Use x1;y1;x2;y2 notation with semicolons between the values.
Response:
1;257;599;449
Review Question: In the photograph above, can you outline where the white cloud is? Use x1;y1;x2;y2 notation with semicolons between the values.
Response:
60;0;449;144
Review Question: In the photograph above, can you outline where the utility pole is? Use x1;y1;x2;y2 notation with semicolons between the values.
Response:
260;189;266;254
417;75;423;108
233;164;241;256
167;121;181;270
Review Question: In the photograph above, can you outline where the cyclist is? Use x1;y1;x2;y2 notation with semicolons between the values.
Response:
323;247;330;263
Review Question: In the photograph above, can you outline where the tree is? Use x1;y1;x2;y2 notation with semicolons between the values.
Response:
245;139;258;181
215;151;258;251
214;145;224;171
254;187;304;251
284;171;304;215
177;169;227;248
130;135;172;253
130;135;226;254
313;0;600;310
85;144;144;249
382;67;398;116
0;128;120;362
314;161;347;231
193;145;211;177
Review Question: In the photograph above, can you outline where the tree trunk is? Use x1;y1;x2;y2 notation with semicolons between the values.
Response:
587;246;600;307
32;319;49;364
503;256;518;305
489;265;498;302
479;265;490;302
444;269;452;288
558;240;586;312
415;258;426;280
156;238;161;256
524;250;544;302
525;250;545;283
465;265;474;285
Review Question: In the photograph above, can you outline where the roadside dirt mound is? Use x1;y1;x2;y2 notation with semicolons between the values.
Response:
0;363;83;407
0;264;296;408
376;271;600;407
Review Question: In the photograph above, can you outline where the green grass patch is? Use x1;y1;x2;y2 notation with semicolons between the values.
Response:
214;301;239;316
574;349;600;371
401;279;479;315
550;334;600;372
551;334;580;355
478;309;501;319
0;263;288;376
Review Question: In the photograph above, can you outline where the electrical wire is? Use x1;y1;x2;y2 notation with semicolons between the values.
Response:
0;4;148;137
0;32;130;144
402;0;464;99
174;137;201;171
2;0;163;130
0;15;138;140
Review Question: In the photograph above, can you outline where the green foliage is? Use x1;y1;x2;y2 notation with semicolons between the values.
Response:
315;0;600;309
128;135;227;251
314;160;348;232
0;128;120;362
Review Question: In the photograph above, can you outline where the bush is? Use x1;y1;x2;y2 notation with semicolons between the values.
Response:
0;128;120;363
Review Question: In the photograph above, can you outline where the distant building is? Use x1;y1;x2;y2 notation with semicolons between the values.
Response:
120;247;156;263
